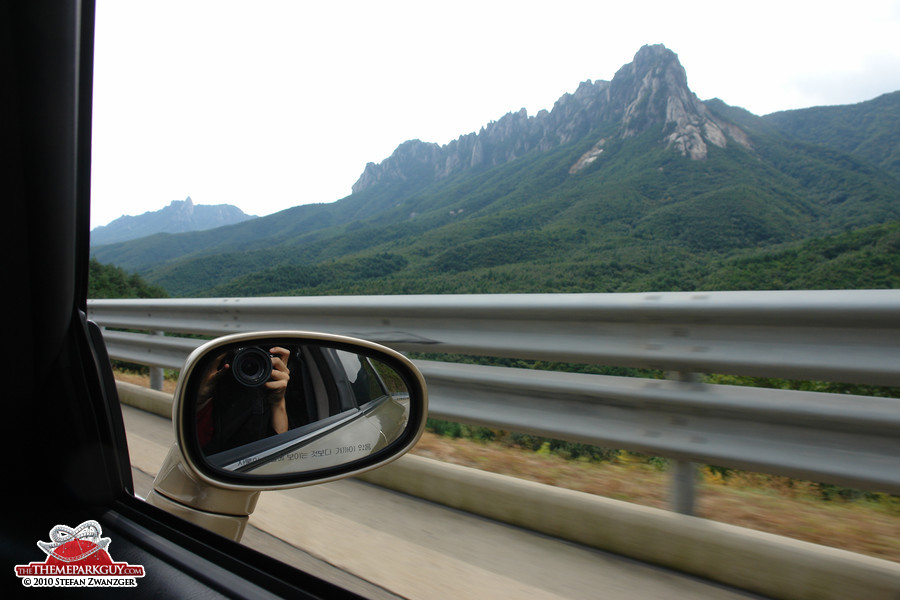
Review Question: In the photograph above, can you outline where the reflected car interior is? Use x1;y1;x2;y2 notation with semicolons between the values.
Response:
181;338;416;481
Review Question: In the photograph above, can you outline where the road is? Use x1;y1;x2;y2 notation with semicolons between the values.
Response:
122;404;766;599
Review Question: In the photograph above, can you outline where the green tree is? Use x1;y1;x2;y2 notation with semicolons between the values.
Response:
88;258;168;299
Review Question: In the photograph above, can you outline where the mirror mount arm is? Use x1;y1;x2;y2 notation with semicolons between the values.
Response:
147;444;260;541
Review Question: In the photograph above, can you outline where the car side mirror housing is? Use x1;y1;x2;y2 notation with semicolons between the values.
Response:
147;331;427;539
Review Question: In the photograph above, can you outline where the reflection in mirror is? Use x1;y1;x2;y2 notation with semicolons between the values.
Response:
188;339;412;477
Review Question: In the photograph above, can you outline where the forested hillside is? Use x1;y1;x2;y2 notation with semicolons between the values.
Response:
762;91;900;179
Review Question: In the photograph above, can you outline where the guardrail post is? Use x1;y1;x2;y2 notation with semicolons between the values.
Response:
668;371;699;515
149;330;164;391
670;459;697;515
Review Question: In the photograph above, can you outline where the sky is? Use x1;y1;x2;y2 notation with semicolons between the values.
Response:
89;0;900;230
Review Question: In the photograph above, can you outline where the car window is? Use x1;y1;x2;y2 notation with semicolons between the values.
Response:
91;2;900;598
334;350;391;406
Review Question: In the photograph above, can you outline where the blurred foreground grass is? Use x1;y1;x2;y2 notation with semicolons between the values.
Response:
413;427;900;563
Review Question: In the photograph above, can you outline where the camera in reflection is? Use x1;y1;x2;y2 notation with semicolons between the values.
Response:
230;346;275;387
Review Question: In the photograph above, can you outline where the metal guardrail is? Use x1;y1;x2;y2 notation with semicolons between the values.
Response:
89;291;900;505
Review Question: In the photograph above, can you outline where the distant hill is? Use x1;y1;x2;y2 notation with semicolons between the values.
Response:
90;196;256;246
762;91;900;179
90;45;900;297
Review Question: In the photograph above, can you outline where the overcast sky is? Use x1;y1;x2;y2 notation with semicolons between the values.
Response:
89;0;900;229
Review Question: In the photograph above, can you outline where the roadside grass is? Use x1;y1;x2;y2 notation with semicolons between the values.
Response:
410;429;900;563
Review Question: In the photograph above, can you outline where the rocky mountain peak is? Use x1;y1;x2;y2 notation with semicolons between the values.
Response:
169;196;195;218
610;44;689;128
352;140;442;193
606;44;751;159
352;44;752;193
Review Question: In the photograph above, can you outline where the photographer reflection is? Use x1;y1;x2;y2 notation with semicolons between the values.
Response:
196;346;291;454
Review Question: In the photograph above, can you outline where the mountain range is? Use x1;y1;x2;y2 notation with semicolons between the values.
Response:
90;44;900;297
90;197;256;246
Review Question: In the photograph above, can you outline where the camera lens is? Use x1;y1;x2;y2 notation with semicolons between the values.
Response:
231;347;273;387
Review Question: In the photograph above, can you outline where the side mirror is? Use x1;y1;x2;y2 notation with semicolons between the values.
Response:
147;331;427;539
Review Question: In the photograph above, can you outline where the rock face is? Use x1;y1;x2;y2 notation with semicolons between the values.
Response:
352;44;751;192
609;44;753;159
90;196;256;246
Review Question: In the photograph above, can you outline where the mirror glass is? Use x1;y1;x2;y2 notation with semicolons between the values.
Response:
184;337;416;478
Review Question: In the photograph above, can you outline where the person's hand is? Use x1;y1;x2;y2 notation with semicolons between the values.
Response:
265;347;291;434
197;352;230;403
264;346;291;401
